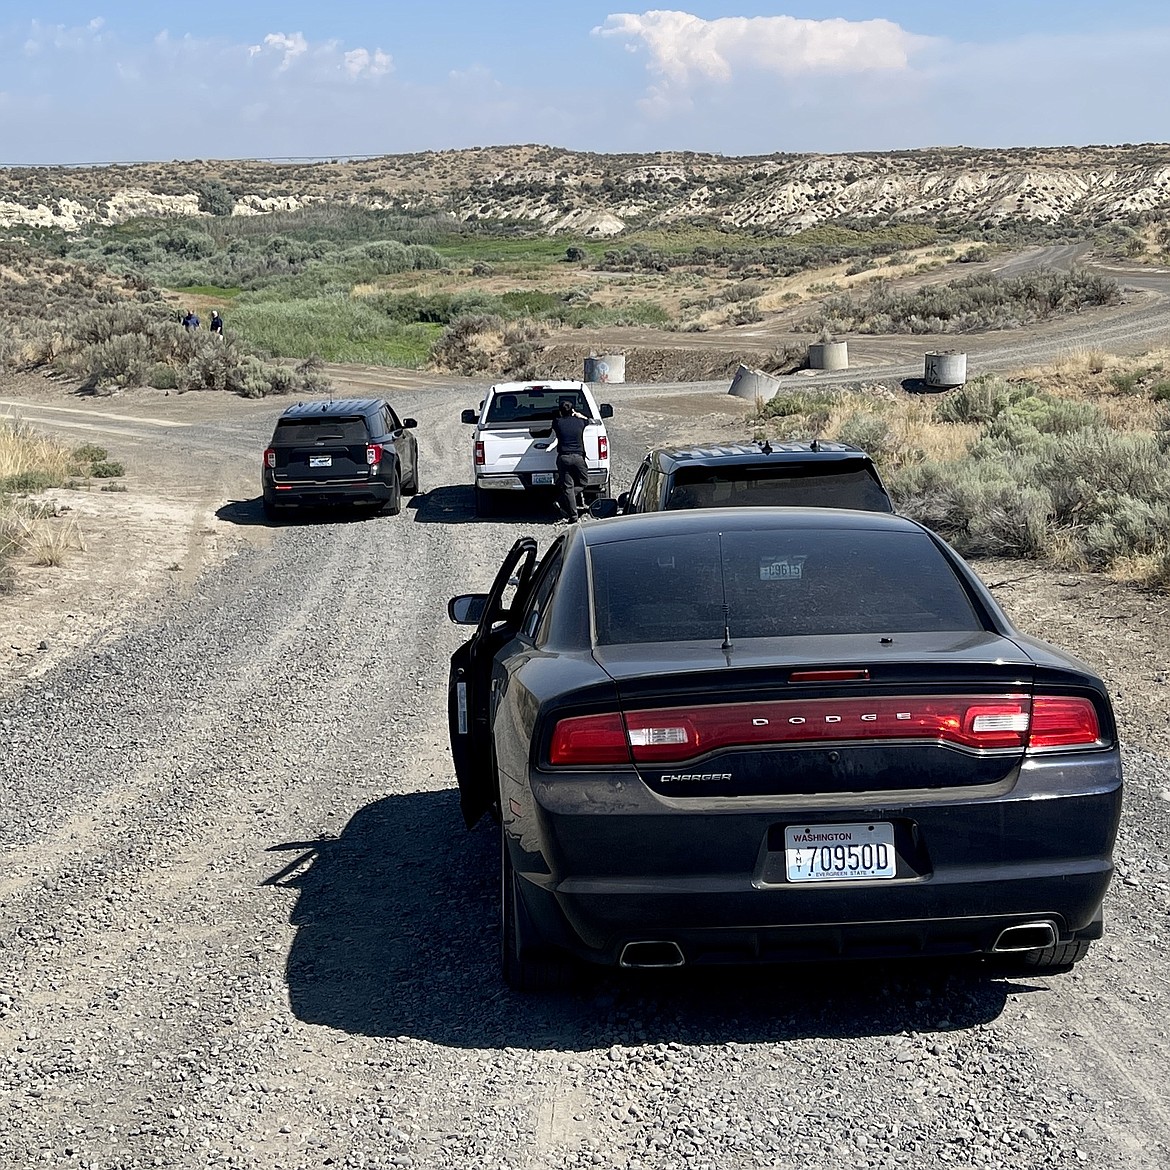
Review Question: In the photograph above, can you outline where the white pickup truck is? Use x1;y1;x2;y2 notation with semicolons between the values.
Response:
461;380;614;517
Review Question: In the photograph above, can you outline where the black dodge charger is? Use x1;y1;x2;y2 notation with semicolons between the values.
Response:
447;509;1122;991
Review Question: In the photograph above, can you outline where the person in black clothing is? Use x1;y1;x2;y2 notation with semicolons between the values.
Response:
551;399;593;522
209;310;224;335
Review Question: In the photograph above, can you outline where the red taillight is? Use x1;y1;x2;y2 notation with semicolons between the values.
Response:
366;442;383;466
474;440;485;466
264;447;276;469
549;713;630;766
548;694;1104;768
598;435;608;460
1029;696;1102;748
621;696;1036;763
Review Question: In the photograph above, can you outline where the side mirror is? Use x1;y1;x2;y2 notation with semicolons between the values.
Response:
617;492;630;511
599;404;614;419
460;409;478;425
402;418;417;429
589;498;620;519
448;594;488;625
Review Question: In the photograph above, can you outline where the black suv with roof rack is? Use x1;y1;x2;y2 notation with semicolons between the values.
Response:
592;440;893;517
262;398;419;520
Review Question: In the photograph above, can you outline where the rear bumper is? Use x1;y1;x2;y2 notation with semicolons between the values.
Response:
507;752;1122;967
477;470;609;492
264;476;392;507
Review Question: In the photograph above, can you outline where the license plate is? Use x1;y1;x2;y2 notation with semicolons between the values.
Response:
309;455;332;468
784;822;897;882
531;472;554;485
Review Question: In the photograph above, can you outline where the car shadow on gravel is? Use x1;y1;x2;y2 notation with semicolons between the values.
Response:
270;791;1016;1051
216;498;383;527
408;486;560;526
406;485;477;524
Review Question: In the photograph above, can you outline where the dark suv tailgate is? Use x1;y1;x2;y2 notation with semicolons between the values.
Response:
272;416;369;480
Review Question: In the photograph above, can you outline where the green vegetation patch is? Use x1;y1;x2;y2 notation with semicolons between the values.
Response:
905;378;1169;584
172;284;243;299
804;268;1121;335
228;297;442;366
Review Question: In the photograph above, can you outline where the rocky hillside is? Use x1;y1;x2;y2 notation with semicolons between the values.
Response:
2;142;1169;237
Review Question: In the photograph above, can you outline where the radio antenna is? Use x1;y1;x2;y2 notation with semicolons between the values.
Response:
717;532;733;652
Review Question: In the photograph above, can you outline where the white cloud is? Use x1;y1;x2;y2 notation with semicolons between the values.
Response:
343;47;393;78
21;18;108;57
595;10;932;85
252;31;308;71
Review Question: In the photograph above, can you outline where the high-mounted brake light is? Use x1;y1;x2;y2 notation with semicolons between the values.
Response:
790;669;870;683
366;443;383;466
264;447;276;469
475;440;485;467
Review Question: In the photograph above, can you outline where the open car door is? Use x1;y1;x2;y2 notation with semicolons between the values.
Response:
448;537;539;827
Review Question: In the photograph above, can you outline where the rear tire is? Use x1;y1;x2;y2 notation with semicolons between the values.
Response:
381;473;402;516
500;830;575;993
1015;937;1092;974
262;498;279;523
474;486;495;518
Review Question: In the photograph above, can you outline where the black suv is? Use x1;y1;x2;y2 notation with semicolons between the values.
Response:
594;440;893;516
262;398;419;520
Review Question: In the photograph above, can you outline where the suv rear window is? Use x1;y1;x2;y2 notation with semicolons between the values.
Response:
274;416;369;445
485;389;588;424
665;463;892;512
589;529;980;645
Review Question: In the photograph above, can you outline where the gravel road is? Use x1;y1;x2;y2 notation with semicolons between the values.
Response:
2;376;1170;1170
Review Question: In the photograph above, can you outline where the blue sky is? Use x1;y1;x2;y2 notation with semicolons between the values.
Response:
2;3;1168;164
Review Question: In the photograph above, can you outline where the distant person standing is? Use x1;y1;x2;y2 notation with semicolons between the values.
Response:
182;309;200;332
550;399;593;523
209;310;223;336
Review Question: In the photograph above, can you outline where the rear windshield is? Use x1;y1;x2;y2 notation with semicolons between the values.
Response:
485;389;588;424
274;416;369;445
589;529;981;645
666;463;892;512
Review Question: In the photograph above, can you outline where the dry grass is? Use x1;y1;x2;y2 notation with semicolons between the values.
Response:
0;418;76;482
6;511;87;567
0;420;86;573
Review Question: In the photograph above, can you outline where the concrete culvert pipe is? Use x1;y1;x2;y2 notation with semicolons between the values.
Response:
925;350;967;388
584;353;625;384
808;340;849;370
728;364;782;403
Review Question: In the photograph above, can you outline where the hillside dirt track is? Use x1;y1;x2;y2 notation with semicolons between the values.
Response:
1;283;1170;1168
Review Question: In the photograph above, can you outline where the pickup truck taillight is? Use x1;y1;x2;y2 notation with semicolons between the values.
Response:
366;443;383;466
264;447;276;469
598;435;608;460
475;440;485;466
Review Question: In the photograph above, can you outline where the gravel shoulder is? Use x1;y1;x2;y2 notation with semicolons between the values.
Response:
1;372;1169;1170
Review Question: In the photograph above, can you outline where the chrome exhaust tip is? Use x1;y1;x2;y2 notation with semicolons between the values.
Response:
619;941;685;969
993;921;1058;953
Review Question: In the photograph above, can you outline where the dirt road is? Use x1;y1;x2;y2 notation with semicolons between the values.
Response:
1;374;1169;1170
